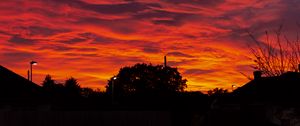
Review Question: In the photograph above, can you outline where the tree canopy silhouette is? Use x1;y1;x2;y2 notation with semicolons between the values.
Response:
42;74;56;89
65;77;81;98
106;63;187;96
41;75;105;101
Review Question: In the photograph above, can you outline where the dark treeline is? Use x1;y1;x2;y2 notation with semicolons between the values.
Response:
38;63;212;111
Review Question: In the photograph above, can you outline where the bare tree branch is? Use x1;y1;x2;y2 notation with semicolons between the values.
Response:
248;25;299;77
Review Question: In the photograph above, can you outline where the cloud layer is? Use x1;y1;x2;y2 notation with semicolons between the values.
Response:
0;0;299;91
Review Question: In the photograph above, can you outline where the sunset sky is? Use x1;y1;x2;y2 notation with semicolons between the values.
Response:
0;0;299;92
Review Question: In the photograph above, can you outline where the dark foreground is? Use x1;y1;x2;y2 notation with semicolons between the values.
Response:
0;102;299;126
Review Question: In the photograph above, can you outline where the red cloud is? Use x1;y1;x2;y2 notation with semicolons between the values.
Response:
0;0;298;91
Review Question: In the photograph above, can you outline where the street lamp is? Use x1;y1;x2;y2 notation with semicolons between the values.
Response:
112;76;117;105
232;85;236;92
30;61;37;82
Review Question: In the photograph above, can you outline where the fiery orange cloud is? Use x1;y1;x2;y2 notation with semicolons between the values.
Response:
0;0;299;92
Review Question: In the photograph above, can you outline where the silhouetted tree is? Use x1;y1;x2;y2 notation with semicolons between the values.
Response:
41;75;68;103
42;74;56;89
65;77;81;98
106;63;187;97
81;87;99;98
248;25;300;76
208;88;228;97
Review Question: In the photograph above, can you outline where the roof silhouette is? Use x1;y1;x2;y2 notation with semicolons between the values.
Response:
233;72;300;104
0;65;43;102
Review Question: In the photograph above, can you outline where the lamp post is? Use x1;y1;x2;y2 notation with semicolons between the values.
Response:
232;85;236;92
30;61;37;82
112;76;117;105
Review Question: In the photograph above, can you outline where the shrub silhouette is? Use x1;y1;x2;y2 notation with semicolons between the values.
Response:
208;88;228;97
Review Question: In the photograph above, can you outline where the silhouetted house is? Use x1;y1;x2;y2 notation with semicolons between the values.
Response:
0;65;43;103
233;71;300;104
206;71;300;126
228;71;300;126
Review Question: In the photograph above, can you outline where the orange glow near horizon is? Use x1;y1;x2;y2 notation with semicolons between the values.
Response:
0;0;298;92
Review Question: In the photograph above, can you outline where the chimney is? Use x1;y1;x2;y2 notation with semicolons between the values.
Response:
164;56;167;67
253;71;262;80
